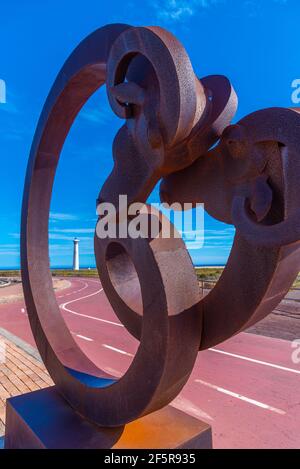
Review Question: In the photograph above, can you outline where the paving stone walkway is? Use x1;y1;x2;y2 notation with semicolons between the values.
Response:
0;330;53;437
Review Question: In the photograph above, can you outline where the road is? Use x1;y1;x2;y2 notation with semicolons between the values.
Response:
0;277;300;449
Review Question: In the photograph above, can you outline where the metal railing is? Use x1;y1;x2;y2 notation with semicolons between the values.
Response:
199;278;218;296
199;277;300;322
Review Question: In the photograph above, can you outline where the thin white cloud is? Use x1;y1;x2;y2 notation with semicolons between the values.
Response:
49;233;92;241
80;108;112;125
0;101;19;114
49;212;78;221
0;244;19;249
0;85;23;114
49;240;95;260
0;251;19;256
0;243;19;259
0;248;19;257
51;228;94;233
184;226;234;250
152;0;222;22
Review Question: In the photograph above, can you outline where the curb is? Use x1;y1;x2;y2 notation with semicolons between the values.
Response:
0;327;42;363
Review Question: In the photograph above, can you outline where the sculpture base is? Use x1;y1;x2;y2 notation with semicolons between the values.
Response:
4;386;212;449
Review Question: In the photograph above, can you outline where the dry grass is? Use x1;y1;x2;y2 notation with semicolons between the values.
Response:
1;268;299;289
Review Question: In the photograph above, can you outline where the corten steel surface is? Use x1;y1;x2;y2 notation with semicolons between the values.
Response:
21;23;300;431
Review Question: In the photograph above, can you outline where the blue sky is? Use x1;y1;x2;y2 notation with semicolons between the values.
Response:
0;0;299;268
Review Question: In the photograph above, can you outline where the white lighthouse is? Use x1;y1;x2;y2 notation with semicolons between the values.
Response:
73;238;79;271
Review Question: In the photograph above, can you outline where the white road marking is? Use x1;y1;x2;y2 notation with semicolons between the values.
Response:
195;379;286;415
102;344;133;356
60;287;124;327
76;334;93;342
103;366;122;378
209;347;300;375
70;330;94;342
60;286;103;307
63;308;124;327
57;280;89;299
58;279;300;382
171;396;213;421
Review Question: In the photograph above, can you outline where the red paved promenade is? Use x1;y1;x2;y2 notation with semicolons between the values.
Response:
0;277;299;448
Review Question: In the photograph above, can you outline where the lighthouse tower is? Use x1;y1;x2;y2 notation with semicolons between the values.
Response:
73;238;79;271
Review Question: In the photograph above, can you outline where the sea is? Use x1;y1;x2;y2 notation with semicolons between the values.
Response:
0;264;225;271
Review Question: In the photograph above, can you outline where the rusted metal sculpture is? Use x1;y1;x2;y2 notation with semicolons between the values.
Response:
17;24;300;442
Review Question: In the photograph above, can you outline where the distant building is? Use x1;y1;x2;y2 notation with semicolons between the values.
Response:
73;238;79;270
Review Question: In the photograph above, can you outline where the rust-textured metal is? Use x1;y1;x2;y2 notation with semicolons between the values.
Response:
160;107;300;348
21;23;300;431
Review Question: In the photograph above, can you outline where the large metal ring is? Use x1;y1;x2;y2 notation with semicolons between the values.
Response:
21;24;202;427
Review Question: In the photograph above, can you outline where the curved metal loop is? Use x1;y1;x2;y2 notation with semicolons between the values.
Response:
21;24;202;427
230;107;300;247
106;26;206;146
158;107;300;348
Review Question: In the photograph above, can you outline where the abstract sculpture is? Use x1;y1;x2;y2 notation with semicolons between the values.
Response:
6;24;300;448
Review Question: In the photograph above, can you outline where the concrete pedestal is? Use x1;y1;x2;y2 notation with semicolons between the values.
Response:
4;386;212;449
